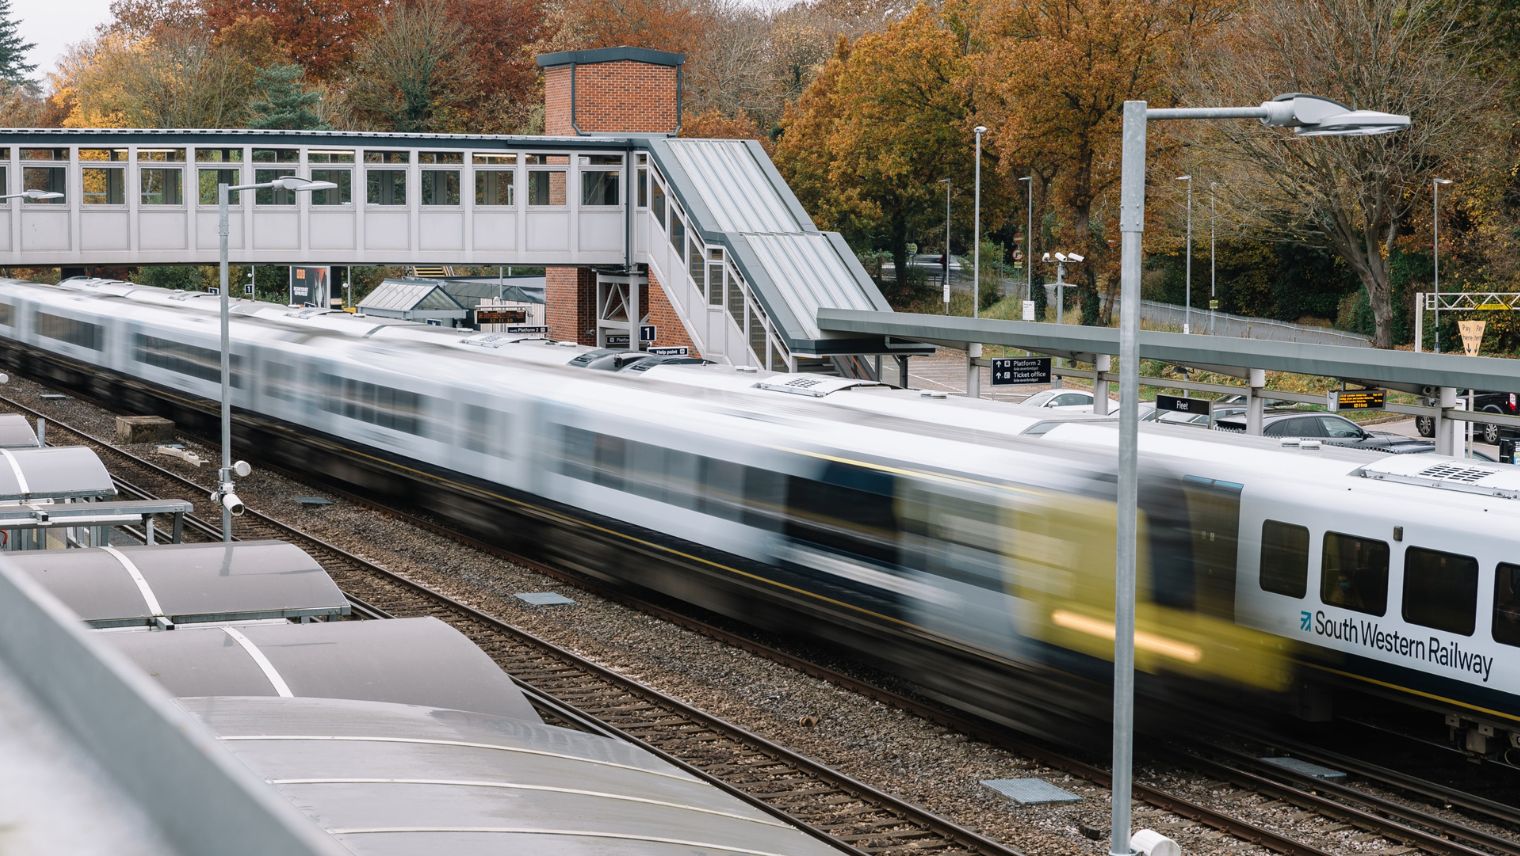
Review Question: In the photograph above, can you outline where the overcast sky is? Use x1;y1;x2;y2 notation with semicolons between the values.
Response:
12;0;115;80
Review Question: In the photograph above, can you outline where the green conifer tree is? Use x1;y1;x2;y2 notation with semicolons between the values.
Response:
0;0;37;88
247;64;326;130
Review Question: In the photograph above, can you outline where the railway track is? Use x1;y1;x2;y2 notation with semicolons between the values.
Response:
11;390;1520;854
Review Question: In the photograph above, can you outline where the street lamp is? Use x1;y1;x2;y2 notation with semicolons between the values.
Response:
1018;175;1033;310
1109;94;1407;856
1432;177;1452;353
1;189;64;202
1209;181;1218;335
215;175;335;540
1177;175;1192;333
973;126;987;318
939;178;951;314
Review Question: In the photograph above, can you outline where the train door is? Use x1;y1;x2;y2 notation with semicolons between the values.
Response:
1180;475;1243;620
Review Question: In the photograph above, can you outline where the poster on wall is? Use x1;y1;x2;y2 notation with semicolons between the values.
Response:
289;265;331;307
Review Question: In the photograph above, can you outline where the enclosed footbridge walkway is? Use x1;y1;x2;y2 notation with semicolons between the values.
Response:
0;128;904;372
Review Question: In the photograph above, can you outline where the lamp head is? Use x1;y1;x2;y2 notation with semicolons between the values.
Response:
1176;174;1191;181
1260;93;1409;137
1018;175;1032;183
272;176;339;192
21;189;63;200
1433;177;1452;186
974;125;987;135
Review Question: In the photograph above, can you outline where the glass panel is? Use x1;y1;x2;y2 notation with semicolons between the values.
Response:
197;168;238;205
668;212;684;253
1401;547;1478;635
139;167;183;205
254;168;296;204
366;169;406;205
749;302;767;365
525;154;569;165
1496;563;1520;647
251;148;298;163
307;149;354;163
136;148;184;162
708;264;723;306
772;340;787;373
472;152;516;164
364;150;410;164
80;148;128;162
727;271;744;328
688;236;703;285
418;151;463;164
310;168;352;205
20;148;66;161
637;167;647;208
581;154;622;166
580;171;618;206
420;169;460;205
81;167;126;204
474;170;513;206
528;170;566;205
195;148;243;163
1320;531;1389;615
651;180;665;223
1259;520;1309;597
23;166;65;201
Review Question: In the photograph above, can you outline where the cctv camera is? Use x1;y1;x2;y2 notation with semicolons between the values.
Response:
1055;252;1068;262
221;492;245;517
1041;252;1052;262
1067;252;1085;262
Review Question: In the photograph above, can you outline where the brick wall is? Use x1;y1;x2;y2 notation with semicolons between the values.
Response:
542;61;679;137
644;267;698;357
546;266;596;345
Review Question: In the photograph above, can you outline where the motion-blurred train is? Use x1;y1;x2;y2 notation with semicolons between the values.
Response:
3;277;1517;759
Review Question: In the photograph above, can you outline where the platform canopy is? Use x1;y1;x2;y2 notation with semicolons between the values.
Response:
0;413;39;448
2;540;346;628
107;617;540;722
0;446;114;501
184;695;841;856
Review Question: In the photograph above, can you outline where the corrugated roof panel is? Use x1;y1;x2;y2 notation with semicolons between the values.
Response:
742;233;879;340
358;281;438;312
665;140;800;234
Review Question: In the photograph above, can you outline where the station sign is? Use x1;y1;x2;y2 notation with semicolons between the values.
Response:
1327;389;1385;412
648;346;689;356
605;325;656;347
1155;394;1211;415
991;357;1052;385
1021;300;1036;321
505;325;548;334
243;283;254;296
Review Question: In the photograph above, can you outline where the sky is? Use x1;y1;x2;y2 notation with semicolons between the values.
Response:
11;0;115;81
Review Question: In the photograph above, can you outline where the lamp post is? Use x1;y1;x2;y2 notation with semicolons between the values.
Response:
1110;94;1408;856
939;178;951;314
1018;175;1033;309
1432;177;1451;353
1209;181;1218;335
973;126;987;318
216;176;335;540
1177;174;1192;334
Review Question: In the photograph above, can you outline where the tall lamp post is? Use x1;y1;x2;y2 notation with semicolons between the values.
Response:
1018;175;1033;308
1209;181;1218;335
939;177;951;314
973;126;987;318
1432;177;1452;353
216;176;335;540
1110;95;1408;856
1177;174;1193;333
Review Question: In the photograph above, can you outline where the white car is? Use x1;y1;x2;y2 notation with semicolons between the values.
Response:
1020;388;1117;413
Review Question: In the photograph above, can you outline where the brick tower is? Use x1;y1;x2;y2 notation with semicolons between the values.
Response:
537;47;687;349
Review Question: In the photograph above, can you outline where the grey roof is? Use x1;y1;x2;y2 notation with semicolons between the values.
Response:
816;309;1520;395
642;137;893;356
107;618;540;722
184;696;841;856
0;446;114;501
0;413;39;448
535;47;685;68
359;280;466;313
3;540;348;629
438;277;546;307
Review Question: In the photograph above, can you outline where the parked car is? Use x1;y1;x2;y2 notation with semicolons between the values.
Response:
1414;391;1519;444
1142;405;1247;429
1021;388;1108;411
1215;411;1435;453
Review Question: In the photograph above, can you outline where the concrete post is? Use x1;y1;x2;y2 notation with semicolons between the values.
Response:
1246;368;1266;435
1093;354;1112;415
967;343;982;398
1434;386;1457;456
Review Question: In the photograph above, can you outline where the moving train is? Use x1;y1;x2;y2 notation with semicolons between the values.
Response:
2;276;1517;759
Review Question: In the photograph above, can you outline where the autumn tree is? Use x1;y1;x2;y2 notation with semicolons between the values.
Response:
449;0;545;134
1185;0;1493;347
338;3;473;133
200;0;380;81
775;5;976;299
535;0;710;58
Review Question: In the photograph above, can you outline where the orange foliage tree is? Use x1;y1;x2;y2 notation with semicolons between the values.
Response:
200;0;381;81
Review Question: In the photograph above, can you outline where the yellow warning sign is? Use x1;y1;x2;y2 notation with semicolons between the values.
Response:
1477;302;1508;310
1459;320;1486;356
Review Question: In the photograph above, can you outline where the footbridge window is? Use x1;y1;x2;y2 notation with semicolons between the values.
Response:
420;151;462;206
20;148;66;203
527;154;567;206
196;148;242;206
365;151;409;206
473;153;515;206
139;148;185;206
579;155;621;206
253;149;299;205
80;148;127;206
651;178;666;222
308;149;353;206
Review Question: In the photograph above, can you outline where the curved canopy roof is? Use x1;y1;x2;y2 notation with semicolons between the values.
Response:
107;618;539;722
0;446;114;501
2;540;346;628
0;413;39;448
184;696;841;856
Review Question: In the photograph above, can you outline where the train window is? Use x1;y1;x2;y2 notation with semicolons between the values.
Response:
1259;520;1309;597
1402;547;1477;636
783;468;897;566
265;360;298;401
134;335;242;387
623;440;669;502
0;302;12;327
1320;531;1389;615
560;426;595;482
316;373;427;434
696;456;744;520
1493;564;1520;647
36;312;102;350
461;405;508;456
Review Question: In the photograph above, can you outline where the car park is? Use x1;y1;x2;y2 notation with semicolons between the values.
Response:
1415;391;1519;444
1215;411;1434;453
